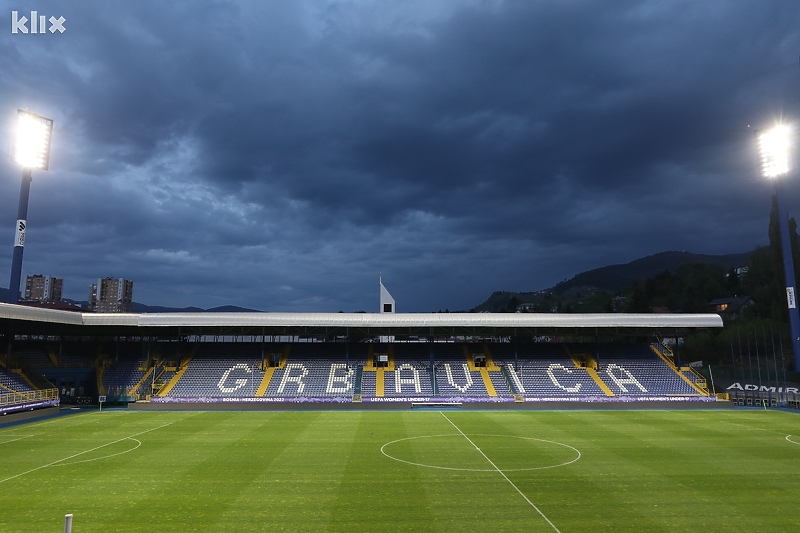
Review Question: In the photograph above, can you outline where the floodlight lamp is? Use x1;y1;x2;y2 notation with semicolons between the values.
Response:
11;109;53;171
758;124;792;179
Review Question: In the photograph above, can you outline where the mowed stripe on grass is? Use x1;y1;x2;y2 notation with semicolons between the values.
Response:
0;409;799;532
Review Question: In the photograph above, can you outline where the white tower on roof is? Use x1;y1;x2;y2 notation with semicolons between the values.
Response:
380;275;395;313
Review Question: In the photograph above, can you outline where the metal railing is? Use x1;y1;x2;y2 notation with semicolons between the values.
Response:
0;387;59;408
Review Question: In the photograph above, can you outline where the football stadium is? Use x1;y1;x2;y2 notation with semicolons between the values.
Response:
2;299;800;532
3;2;800;530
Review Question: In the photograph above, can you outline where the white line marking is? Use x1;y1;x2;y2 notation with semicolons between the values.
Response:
0;422;173;484
381;434;581;472
439;412;562;533
786;435;800;445
0;434;34;445
50;438;142;467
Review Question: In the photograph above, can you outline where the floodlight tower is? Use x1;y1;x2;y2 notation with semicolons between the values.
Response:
758;123;800;371
6;109;53;303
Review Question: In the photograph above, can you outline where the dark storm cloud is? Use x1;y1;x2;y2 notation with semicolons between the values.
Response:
0;1;798;311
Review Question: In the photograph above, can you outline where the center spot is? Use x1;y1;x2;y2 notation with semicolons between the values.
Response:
381;434;580;472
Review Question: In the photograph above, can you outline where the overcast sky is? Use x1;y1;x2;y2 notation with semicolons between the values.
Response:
1;1;799;312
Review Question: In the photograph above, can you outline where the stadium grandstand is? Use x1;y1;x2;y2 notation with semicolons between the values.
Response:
0;301;738;418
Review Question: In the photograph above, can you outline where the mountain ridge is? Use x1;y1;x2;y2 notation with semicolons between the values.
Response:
472;250;753;312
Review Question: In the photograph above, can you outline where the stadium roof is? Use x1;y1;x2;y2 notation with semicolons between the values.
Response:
0;303;722;339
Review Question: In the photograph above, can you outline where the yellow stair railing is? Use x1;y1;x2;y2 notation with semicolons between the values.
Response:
462;345;497;397
256;367;275;396
650;344;709;396
565;346;613;396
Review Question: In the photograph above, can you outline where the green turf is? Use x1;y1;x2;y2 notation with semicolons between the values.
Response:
1;408;799;532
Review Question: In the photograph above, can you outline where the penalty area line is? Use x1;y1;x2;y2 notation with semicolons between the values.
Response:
439;411;562;533
0;421;174;484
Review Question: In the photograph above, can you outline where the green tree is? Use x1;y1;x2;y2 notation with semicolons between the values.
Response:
503;296;520;313
724;267;741;293
627;284;650;313
574;290;615;313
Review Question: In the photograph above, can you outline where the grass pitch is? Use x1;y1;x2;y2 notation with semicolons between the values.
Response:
1;408;799;532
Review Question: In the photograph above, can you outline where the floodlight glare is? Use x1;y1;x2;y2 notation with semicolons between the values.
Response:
757;120;800;372
758;124;791;179
12;109;53;170
6;109;54;303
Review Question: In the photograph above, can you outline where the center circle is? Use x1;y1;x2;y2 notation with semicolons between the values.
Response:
380;434;581;472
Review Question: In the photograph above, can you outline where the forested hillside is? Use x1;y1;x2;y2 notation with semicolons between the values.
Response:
474;196;800;369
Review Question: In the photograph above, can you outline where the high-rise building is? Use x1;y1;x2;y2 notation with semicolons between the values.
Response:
88;277;133;313
24;274;63;302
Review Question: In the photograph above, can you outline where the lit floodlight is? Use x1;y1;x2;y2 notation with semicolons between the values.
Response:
6;109;54;303
11;109;53;170
758;124;792;179
757;121;800;373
